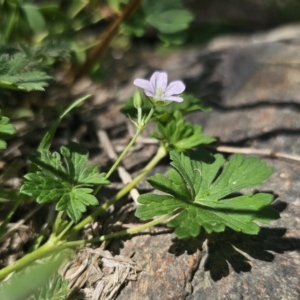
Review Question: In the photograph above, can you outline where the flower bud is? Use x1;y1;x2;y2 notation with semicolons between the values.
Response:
133;89;144;109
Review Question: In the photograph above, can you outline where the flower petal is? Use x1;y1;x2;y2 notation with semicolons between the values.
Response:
133;79;152;92
150;71;168;92
165;80;185;96
145;90;154;97
163;95;184;102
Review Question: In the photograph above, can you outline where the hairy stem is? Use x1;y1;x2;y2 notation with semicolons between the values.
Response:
65;212;175;248
93;107;155;196
53;211;64;235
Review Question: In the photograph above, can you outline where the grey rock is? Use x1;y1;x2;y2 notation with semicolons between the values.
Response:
115;25;300;300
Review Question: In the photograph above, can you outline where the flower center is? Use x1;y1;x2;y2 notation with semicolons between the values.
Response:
155;87;165;98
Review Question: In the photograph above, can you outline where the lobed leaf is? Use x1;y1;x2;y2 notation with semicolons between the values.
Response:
152;111;215;152
0;53;52;91
20;142;110;222
31;275;70;300
0;251;70;300
136;149;279;238
55;188;98;223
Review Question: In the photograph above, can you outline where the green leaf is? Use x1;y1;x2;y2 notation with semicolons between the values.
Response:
37;95;90;153
20;41;72;64
31;275;70;300
0;109;16;150
157;31;188;46
28;95;90;174
21;4;46;33
20;143;110;222
136;150;279;238
121;93;213;152
0;250;71;300
55;188;98;223
146;9;193;34
121;16;146;37
67;0;89;18
1;107;34;119
0;53;52;91
152;111;215;152
142;0;183;12
154;94;211;121
0;188;19;202
142;0;193;35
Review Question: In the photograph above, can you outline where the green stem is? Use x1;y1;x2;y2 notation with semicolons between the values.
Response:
143;107;155;125
53;211;74;239
70;142;167;234
57;220;74;240
93;107;155;196
106;129;140;180
53;211;64;235
0;147;168;280
0;235;61;281
137;107;142;124
65;212;175;248
0;197;22;239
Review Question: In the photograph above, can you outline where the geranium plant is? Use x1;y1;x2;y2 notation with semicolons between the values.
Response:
0;69;279;293
0;0;284;298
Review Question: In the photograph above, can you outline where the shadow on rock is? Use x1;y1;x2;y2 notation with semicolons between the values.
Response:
169;221;300;281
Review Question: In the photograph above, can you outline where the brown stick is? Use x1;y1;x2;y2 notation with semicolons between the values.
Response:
69;0;142;84
209;145;300;162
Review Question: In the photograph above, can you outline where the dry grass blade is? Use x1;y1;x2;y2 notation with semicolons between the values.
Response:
213;145;300;162
61;247;139;300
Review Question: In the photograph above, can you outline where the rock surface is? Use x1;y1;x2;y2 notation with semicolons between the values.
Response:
114;25;300;300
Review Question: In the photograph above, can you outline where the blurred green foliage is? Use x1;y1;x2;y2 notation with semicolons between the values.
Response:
0;250;71;300
0;53;52;91
30;275;70;300
0;109;16;149
1;0;299;75
123;0;193;45
1;0;300;62
0;0;193;63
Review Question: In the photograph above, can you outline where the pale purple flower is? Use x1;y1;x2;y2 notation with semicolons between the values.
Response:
133;71;185;103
